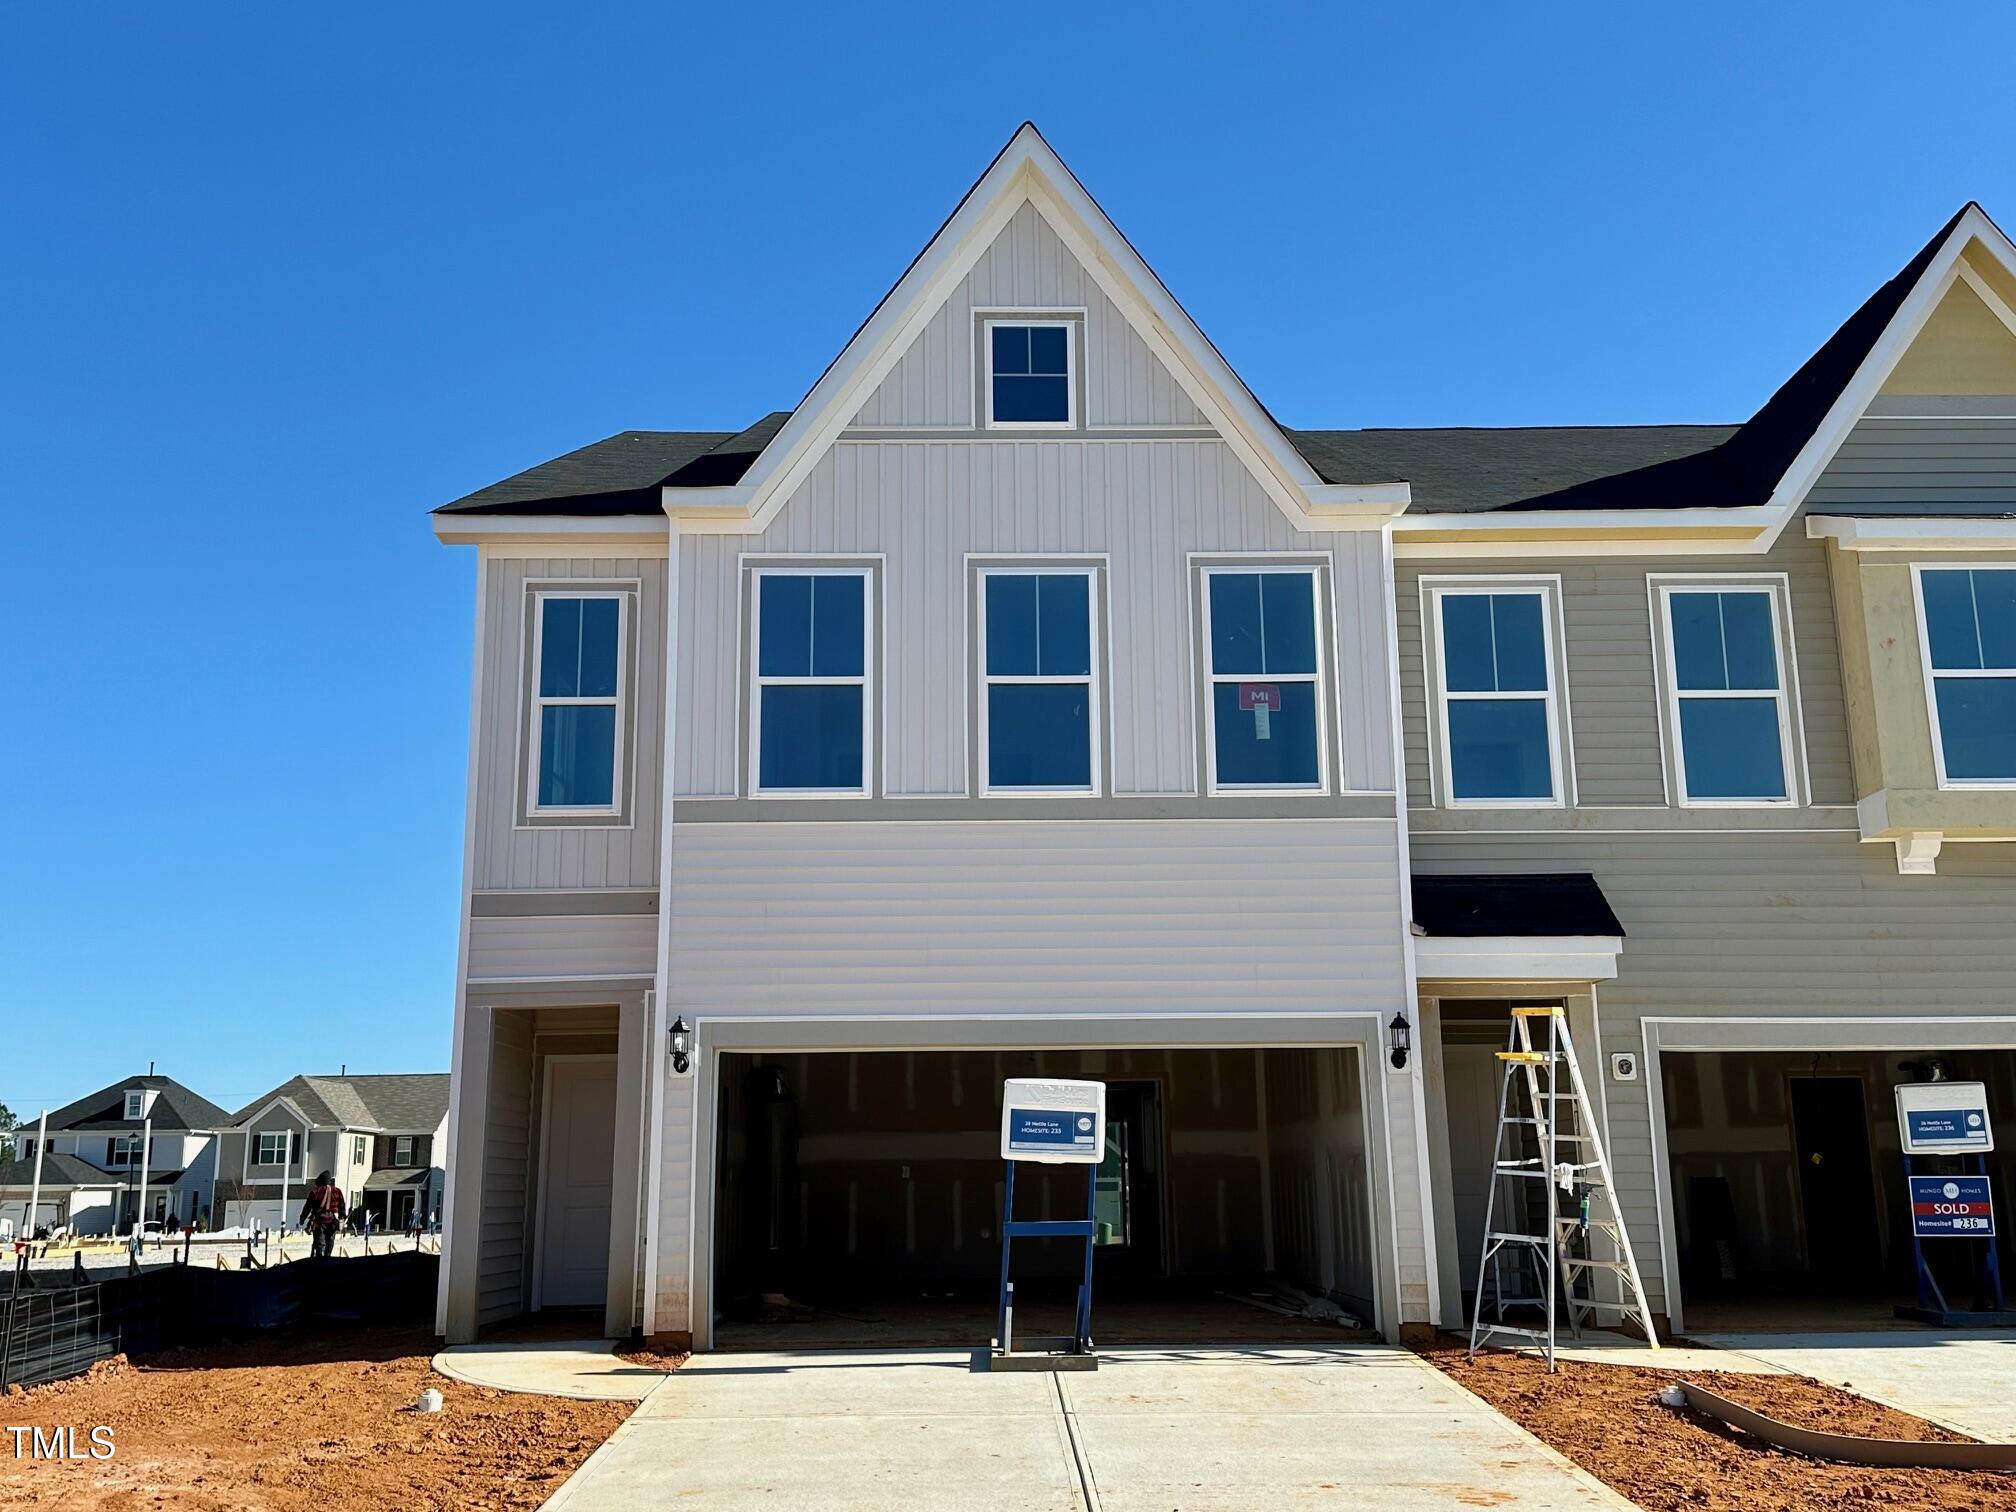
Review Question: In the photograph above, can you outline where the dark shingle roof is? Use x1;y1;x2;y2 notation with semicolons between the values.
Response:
1412;873;1625;938
44;1075;232;1134
232;1074;449;1133
0;1152;123;1189
434;205;1996;520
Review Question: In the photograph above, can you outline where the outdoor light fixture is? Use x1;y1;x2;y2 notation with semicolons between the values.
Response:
669;1016;692;1075
1388;1012;1411;1071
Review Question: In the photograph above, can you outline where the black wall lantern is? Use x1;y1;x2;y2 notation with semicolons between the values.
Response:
1388;1012;1412;1071
669;1015;692;1076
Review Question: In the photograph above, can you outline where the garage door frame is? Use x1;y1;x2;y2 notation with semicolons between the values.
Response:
689;1012;1401;1348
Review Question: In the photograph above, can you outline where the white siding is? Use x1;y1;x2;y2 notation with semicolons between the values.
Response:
652;1074;695;1333
851;200;1205;430
676;442;1395;798
472;555;667;891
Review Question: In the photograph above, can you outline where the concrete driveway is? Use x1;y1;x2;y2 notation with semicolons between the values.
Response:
541;1344;1631;1510
1695;1330;2016;1442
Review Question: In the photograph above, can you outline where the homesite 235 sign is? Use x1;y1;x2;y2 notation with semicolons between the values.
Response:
1000;1079;1106;1164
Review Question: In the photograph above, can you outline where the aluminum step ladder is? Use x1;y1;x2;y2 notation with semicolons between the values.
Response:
1466;1005;1658;1370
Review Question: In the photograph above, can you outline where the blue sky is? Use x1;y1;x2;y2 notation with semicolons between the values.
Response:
4;3;2011;1118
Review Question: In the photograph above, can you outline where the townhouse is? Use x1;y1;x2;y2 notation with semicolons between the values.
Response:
431;125;2016;1346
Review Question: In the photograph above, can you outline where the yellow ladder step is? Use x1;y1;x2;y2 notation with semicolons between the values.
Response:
1512;1006;1563;1017
1497;1051;1551;1063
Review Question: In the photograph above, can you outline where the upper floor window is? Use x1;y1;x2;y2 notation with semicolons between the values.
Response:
254;1131;296;1166
1202;568;1324;791
106;1135;142;1167
529;593;625;813
394;1135;416;1167
1918;566;2016;786
352;1135;367;1165
751;569;871;794
979;570;1099;793
123;1090;144;1120
985;320;1074;427
1657;584;1798;804
1430;583;1564;806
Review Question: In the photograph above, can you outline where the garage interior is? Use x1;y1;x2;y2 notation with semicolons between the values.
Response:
711;1046;1380;1348
1662;1049;2016;1330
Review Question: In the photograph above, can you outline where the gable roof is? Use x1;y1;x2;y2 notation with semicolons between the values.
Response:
0;1151;124;1190
43;1075;232;1134
230;1073;449;1133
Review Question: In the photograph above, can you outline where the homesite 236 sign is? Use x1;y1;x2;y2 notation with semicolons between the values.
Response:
1909;1176;1996;1238
1000;1078;1106;1164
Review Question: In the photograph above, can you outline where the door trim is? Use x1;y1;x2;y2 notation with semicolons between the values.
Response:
532;1052;618;1313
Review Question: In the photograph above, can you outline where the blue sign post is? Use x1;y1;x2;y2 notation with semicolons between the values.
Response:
988;1079;1105;1372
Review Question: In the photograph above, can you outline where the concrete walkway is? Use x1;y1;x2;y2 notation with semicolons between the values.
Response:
1694;1330;2016;1441
432;1338;667;1401
541;1344;1633;1510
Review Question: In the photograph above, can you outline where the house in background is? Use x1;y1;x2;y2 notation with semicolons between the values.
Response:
0;1074;229;1235
211;1073;449;1231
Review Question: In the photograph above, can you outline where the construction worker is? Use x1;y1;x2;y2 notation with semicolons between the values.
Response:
298;1171;347;1259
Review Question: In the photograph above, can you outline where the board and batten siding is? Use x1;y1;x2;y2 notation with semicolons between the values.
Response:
849;199;1204;431
1805;394;2016;515
675;440;1396;798
471;554;667;892
1395;531;1854;810
1413;832;2016;1315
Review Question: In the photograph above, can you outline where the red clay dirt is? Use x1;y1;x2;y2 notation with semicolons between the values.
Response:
0;1324;629;1511
1421;1339;2014;1512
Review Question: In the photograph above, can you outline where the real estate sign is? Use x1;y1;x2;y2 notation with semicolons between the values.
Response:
1894;1081;1994;1154
1000;1078;1106;1164
1908;1175;1996;1238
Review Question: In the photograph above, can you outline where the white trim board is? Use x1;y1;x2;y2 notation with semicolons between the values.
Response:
1412;935;1623;983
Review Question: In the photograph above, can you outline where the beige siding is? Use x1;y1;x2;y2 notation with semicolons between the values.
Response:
477;1012;534;1326
1396;532;1853;810
1808;396;2016;515
471;555;667;891
652;1074;695;1332
1413;831;2016;1313
850;200;1205;430
677;442;1396;798
465;914;656;981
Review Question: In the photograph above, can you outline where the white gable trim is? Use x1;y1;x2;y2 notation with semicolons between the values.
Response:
663;126;1407;536
1807;515;2016;552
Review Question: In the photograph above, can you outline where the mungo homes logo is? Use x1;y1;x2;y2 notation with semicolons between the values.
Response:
6;1424;116;1460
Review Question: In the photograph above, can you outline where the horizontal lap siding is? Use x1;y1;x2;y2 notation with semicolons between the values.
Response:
1808;410;2016;515
1414;832;2016;1312
477;1013;534;1325
465;914;656;981
851;200;1204;430
678;443;1394;797
473;556;667;891
1397;532;1852;808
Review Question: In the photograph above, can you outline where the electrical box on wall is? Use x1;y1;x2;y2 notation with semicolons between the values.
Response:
1610;1052;1639;1082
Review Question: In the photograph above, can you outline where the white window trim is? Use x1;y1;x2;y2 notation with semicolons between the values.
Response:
525;589;629;817
975;565;1103;796
106;1135;142;1168
747;566;875;798
1424;576;1571;809
981;317;1077;431
254;1131;294;1167
1199;565;1329;796
1912;561;2016;791
393;1136;416;1166
1652;577;1804;808
123;1092;144;1120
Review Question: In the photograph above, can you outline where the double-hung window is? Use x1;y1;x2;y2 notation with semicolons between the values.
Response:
107;1136;141;1168
1202;568;1324;791
1433;586;1563;804
393;1136;416;1166
985;320;1074;427
529;593;625;813
1917;566;2016;785
979;570;1098;793
123;1091;144;1120
1657;584;1797;804
751;569;871;794
255;1131;293;1166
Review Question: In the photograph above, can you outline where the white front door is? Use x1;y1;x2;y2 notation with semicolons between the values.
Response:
536;1056;618;1309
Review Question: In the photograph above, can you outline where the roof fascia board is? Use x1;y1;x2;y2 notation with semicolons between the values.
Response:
1758;207;2016;549
433;514;670;547
1807;514;2016;551
667;127;1406;535
1393;507;1773;558
236;1094;317;1131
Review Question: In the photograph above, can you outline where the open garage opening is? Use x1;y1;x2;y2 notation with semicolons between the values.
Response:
1661;1048;2016;1332
709;1047;1381;1349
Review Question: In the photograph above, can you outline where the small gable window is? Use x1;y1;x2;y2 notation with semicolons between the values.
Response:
986;321;1074;427
123;1091;144;1120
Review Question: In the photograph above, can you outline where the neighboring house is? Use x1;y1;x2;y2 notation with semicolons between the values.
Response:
0;1075;229;1235
430;123;2016;1348
212;1074;449;1232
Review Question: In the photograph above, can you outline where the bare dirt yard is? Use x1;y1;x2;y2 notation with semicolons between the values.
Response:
1421;1338;2015;1512
0;1324;629;1511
